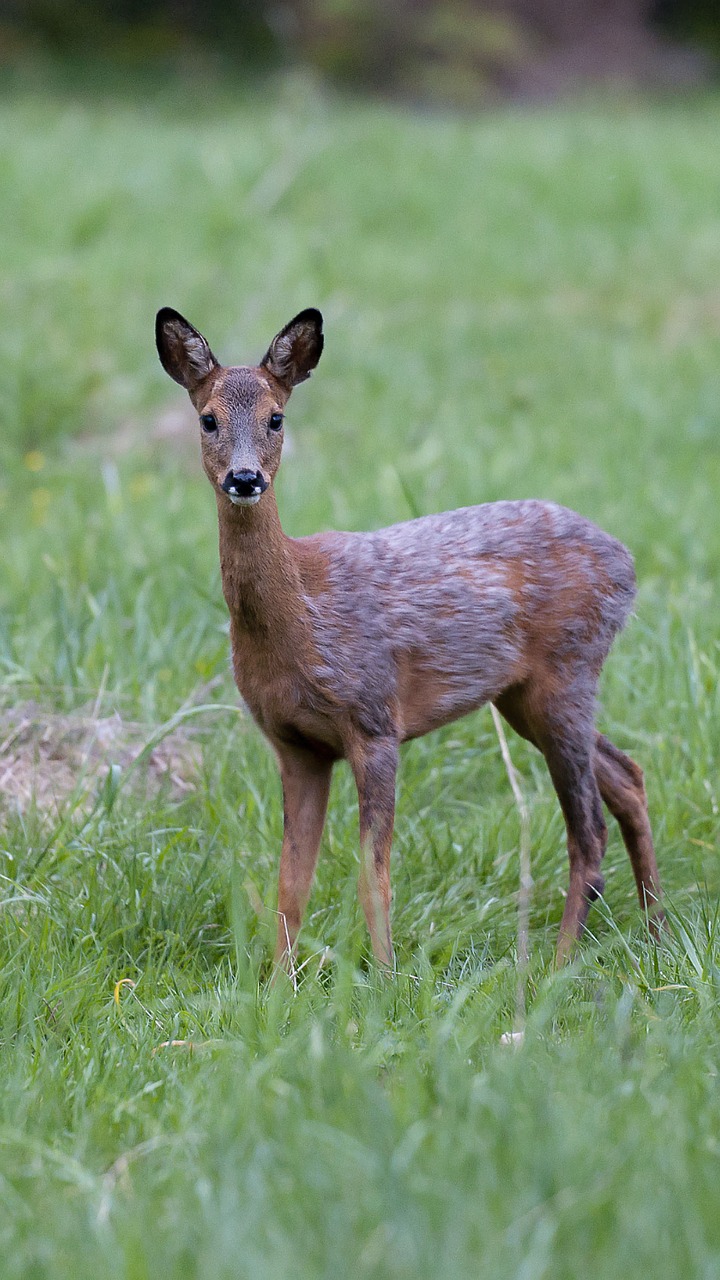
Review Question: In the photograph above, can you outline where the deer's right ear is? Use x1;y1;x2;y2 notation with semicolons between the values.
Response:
155;307;219;391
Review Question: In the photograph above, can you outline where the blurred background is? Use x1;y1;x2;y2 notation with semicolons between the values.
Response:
1;0;719;866
2;13;720;1267
0;0;718;103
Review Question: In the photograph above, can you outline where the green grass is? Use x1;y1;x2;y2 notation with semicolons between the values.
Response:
1;76;720;1278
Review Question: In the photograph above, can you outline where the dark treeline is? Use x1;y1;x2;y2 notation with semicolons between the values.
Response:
0;0;717;100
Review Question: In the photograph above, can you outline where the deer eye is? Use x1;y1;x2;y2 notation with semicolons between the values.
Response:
269;412;284;432
200;413;218;433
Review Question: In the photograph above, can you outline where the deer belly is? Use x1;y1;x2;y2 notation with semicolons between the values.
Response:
395;638;526;741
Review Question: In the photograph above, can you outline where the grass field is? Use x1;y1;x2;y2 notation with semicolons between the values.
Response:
1;76;720;1278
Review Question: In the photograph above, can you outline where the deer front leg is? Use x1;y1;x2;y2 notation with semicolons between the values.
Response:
349;736;399;969
274;745;332;967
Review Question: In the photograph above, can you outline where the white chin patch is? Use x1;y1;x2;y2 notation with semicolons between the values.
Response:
227;492;261;507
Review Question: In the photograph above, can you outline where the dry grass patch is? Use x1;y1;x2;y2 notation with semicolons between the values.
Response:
0;701;202;814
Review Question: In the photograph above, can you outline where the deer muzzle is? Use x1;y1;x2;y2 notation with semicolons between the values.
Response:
221;469;269;506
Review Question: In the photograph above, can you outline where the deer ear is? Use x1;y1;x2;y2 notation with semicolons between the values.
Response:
155;307;219;391
261;308;324;389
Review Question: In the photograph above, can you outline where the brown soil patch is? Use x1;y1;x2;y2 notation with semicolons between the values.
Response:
0;702;204;815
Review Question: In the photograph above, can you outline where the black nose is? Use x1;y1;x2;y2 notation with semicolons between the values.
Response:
222;469;269;498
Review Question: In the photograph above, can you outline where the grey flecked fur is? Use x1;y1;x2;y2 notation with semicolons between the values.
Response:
304;500;635;739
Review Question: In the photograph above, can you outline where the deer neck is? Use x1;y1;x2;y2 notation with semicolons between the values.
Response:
216;488;304;639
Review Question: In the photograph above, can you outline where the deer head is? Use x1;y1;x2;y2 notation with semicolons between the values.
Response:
155;307;324;506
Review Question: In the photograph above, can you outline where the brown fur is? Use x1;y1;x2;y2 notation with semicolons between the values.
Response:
155;306;663;969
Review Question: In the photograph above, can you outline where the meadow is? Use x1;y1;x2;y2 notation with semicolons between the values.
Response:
1;74;720;1277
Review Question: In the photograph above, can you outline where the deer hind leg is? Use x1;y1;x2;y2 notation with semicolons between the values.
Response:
273;745;333;968
348;735;398;969
594;733;663;933
495;685;608;964
543;734;608;964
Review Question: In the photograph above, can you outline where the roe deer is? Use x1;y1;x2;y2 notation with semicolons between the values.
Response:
155;305;662;968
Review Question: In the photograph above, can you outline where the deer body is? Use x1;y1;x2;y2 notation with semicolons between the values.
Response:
156;305;662;968
220;495;634;751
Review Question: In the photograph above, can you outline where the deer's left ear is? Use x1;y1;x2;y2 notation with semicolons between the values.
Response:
156;307;219;391
261;309;324;389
